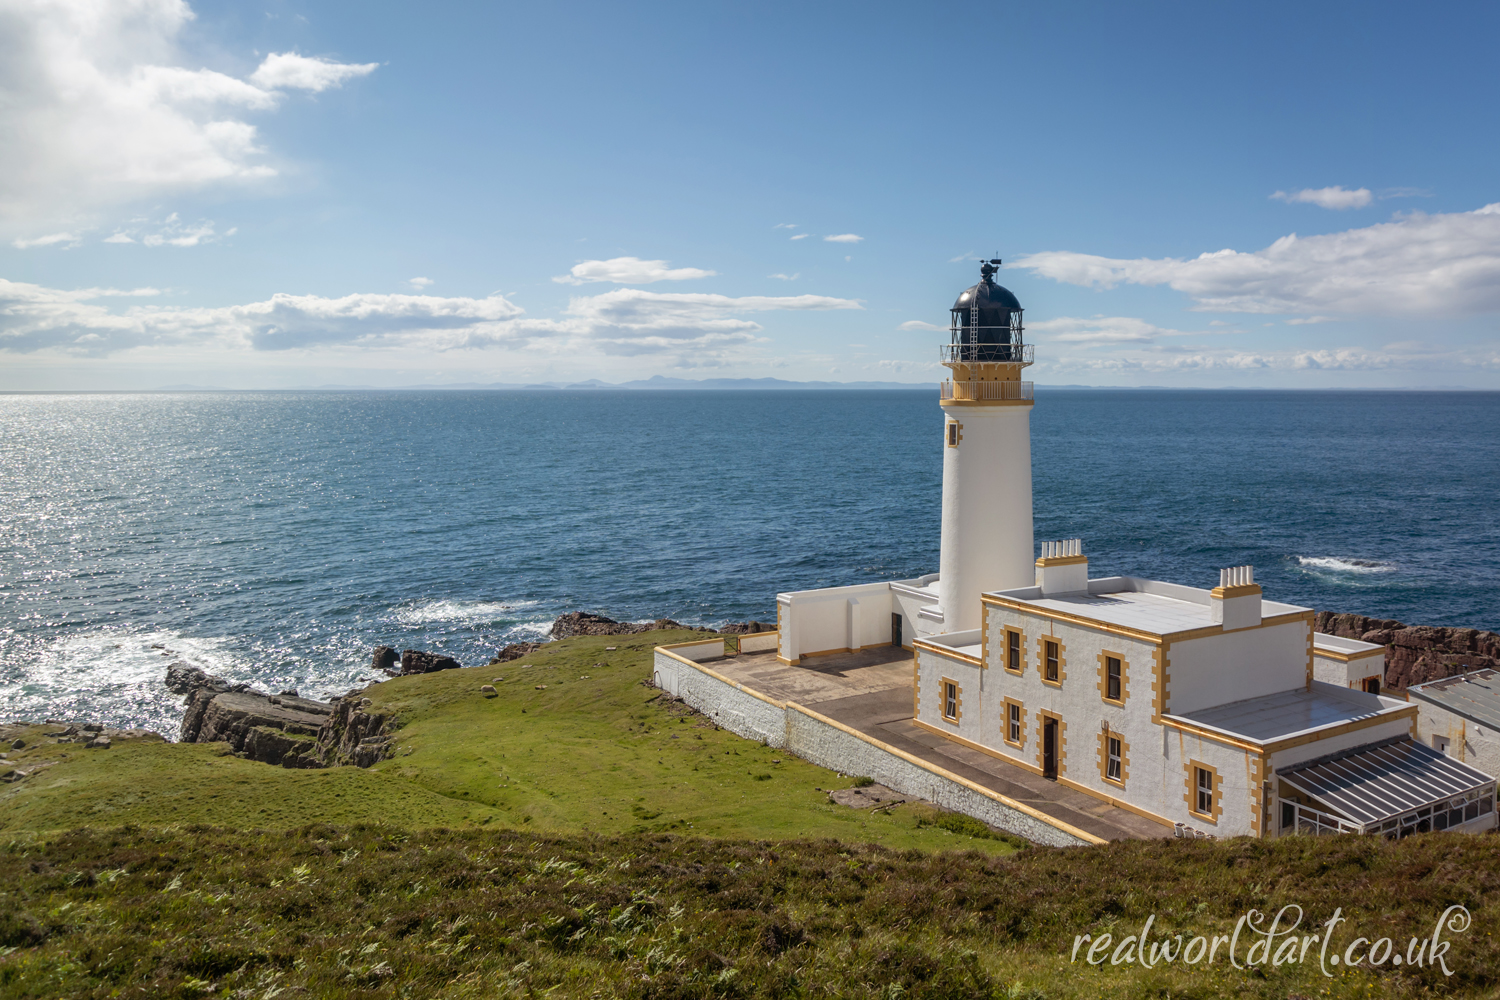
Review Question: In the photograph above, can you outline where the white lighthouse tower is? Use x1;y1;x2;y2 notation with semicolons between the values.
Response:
934;259;1035;632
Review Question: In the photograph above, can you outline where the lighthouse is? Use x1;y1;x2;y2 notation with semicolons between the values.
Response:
935;259;1035;631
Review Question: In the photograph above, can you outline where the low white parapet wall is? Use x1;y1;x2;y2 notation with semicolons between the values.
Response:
652;642;1102;848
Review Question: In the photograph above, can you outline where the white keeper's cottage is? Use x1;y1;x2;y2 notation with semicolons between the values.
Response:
775;260;1497;839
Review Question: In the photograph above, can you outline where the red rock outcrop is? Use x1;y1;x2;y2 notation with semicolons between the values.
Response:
1315;611;1500;689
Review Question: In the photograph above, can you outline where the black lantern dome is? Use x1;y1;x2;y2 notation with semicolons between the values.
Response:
944;259;1029;365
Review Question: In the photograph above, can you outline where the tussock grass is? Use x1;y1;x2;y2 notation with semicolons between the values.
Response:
1;826;1496;998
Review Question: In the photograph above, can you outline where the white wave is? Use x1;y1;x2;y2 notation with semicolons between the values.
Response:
1294;556;1397;574
0;627;246;735
391;599;538;626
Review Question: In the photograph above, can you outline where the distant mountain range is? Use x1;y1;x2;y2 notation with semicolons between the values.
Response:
142;379;1490;392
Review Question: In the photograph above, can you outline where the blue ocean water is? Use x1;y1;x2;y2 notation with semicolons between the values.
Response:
2;389;1497;735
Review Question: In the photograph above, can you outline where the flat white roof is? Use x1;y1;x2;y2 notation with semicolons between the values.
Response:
988;575;1308;636
1168;682;1405;744
1313;632;1384;654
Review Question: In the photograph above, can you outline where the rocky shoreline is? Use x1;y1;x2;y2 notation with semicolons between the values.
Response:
157;612;774;771
23;608;1486;778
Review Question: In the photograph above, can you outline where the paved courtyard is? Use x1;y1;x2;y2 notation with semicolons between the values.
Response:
709;646;1173;842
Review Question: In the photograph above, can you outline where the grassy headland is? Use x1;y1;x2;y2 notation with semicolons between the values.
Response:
0;630;1014;851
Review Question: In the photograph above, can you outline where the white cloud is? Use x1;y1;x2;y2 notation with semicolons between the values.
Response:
95;213;232;247
552;257;717;285
1286;316;1334;325
768;273;799;281
789;233;809;241
248;52;378;92
0;0;377;227
561;288;862;357
824;233;863;243
1041;345;1500;374
874;359;941;374
1380;187;1433;200
773;223;798;230
1028;316;1190;346
898;320;945;331
0;278;536;354
12;232;81;249
408;277;434;289
1012;204;1500;316
141;214;231;246
0;278;861;366
1270;186;1373;210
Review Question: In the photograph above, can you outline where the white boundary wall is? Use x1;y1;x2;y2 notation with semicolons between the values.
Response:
777;582;895;662
652;639;1100;848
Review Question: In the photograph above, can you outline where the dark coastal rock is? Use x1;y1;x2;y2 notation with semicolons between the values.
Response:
719;620;775;634
163;661;243;696
370;646;400;676
549;612;701;639
314;696;398;767
400;650;462;675
1315;611;1500;689
186;691;333;766
493;641;541;663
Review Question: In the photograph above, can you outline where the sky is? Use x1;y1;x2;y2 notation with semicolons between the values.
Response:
2;0;1499;390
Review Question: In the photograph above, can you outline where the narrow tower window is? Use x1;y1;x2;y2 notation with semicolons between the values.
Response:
946;421;960;447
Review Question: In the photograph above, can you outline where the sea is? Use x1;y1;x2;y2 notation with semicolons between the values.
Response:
2;389;1497;737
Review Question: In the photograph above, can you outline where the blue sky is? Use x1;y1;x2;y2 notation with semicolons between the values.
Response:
3;0;1499;389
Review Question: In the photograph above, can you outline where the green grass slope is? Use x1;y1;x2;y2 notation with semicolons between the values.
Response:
0;631;1015;853
2;826;1497;999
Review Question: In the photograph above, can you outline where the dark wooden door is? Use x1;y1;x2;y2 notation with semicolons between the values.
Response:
891;613;903;648
1042;719;1057;779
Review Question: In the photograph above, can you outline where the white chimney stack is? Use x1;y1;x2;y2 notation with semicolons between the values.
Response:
1036;538;1088;596
1211;564;1262;630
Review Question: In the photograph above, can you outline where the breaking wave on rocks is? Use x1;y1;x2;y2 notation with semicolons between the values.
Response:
391;599;541;627
1293;556;1399;575
0;628;247;736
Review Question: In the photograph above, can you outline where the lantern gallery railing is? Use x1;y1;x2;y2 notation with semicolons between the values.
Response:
939;380;1035;402
939;342;1035;365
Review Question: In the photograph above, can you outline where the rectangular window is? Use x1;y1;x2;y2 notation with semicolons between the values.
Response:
1106;656;1122;701
1362;676;1381;695
1196;767;1214;815
1008;703;1021;743
946;422;959;447
1006;629;1021;672
1045;640;1059;682
943;681;958;721
1106;737;1122;782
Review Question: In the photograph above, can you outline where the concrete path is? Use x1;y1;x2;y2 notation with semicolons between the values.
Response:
711;648;1173;843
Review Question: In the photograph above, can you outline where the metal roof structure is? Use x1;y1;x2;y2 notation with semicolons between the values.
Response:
1172;684;1400;744
1408;668;1500;731
1278;736;1495;828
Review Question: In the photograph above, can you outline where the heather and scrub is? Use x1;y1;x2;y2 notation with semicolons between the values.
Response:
2;828;1498;999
